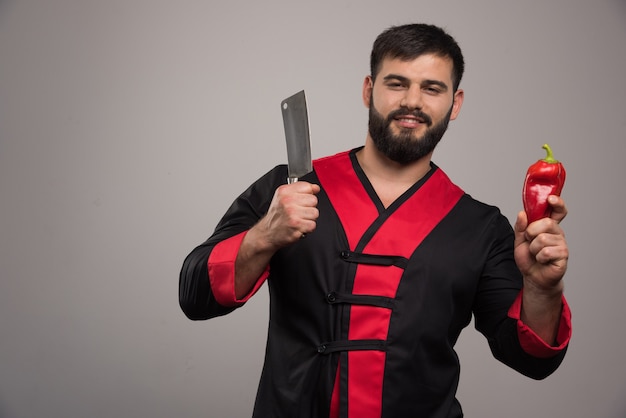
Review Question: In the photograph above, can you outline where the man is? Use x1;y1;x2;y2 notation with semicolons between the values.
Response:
179;23;571;418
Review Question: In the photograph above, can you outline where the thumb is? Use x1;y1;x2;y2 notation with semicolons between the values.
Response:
548;195;568;223
514;210;528;246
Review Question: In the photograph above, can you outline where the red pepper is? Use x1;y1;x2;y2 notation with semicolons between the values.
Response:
522;144;566;224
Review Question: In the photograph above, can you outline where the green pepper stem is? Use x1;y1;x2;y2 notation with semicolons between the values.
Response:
542;143;558;163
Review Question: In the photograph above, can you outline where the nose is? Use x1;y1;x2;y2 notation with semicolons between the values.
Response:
400;85;423;110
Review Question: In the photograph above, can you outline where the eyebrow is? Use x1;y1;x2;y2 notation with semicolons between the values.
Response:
383;74;449;91
383;74;411;84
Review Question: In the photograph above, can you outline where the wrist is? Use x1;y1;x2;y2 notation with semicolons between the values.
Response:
246;222;280;256
523;276;564;299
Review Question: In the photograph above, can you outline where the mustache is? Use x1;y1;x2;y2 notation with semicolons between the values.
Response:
387;107;433;126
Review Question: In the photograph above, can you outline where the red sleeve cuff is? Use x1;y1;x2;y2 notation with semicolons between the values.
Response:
208;231;270;307
507;289;572;358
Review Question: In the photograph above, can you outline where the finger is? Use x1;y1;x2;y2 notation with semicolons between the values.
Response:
301;218;318;235
288;205;319;230
275;184;317;208
524;218;565;250
290;181;321;195
293;184;320;208
310;183;321;194
513;210;529;247
548;195;568;223
532;241;569;266
302;195;318;210
527;231;565;255
302;206;320;220
286;216;317;241
514;210;528;234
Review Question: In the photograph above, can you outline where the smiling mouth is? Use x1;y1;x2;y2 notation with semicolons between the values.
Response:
389;107;432;127
395;116;427;128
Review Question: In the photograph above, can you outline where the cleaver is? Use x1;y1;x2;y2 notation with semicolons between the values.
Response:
281;90;312;184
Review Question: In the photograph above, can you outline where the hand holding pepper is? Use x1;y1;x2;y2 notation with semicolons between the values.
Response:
517;143;568;289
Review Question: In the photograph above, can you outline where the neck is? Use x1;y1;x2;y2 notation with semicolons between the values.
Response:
356;137;433;208
357;137;433;184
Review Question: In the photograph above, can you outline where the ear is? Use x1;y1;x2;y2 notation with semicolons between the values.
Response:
449;88;464;121
362;75;373;108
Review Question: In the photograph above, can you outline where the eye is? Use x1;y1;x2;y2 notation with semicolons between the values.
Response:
421;81;448;95
386;81;406;90
423;86;442;94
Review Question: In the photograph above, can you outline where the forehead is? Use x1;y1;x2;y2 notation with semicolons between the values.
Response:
377;54;454;84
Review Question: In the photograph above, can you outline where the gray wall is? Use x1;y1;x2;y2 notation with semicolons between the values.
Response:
1;1;625;417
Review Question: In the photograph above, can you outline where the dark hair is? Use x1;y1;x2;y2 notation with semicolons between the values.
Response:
370;23;465;91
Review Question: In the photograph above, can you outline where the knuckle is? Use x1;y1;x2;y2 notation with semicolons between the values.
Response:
275;184;289;195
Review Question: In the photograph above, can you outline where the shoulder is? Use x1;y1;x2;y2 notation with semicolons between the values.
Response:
454;193;514;236
245;164;288;192
434;164;507;223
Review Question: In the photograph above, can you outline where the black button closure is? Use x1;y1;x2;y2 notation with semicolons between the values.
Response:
317;344;327;353
326;292;337;303
340;251;350;259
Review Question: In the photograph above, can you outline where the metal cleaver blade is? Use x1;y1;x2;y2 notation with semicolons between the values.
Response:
281;90;312;184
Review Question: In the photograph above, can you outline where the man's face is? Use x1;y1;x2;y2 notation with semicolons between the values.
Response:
363;54;464;164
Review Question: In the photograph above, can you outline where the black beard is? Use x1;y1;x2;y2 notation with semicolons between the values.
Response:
368;98;452;164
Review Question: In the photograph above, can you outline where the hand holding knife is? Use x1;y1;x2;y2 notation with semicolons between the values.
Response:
280;90;318;239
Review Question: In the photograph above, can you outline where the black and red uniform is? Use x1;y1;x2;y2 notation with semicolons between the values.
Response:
180;148;571;418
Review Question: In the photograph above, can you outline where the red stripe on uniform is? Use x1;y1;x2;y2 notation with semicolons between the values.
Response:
315;153;463;418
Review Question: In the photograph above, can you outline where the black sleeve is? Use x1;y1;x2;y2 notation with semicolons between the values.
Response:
473;213;567;380
178;165;287;320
